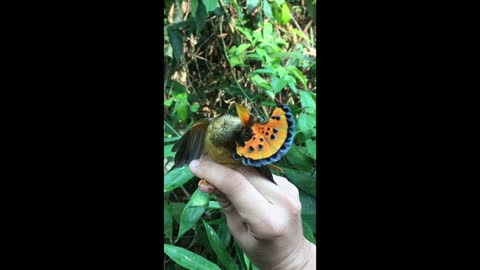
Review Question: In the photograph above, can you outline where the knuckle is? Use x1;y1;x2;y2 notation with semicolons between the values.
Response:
262;213;287;238
283;194;302;215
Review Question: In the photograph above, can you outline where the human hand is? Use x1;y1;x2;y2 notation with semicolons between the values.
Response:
189;159;316;270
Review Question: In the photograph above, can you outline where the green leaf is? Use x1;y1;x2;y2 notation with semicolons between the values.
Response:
262;22;273;39
202;220;239;270
252;68;275;75
170;202;186;223
302;220;316;244
202;0;219;13
229;56;243;67
265;89;275;100
251;74;273;90
208;200;221;209
288;66;308;89
297;112;315;137
283;75;297;94
195;1;208;33
178;189;209;239
164;202;173;242
247;0;261;11
167;29;184;61
305;138;316;159
165;97;175;107
236;43;251;55
280;3;291;25
271;76;288;94
299;90;316;114
191;0;198;16
285;144;313;171
164;166;194;192
217;222;232;248
282;167;316;197
263;0;273;20
164;144;175;158
172;92;189;123
190;103;200;113
243;253;251;270
164;244;221;270
236;26;252;43
300;190;316;233
292;28;313;44
233;241;248;270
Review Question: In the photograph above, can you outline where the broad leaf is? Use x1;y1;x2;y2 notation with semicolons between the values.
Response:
283;167;316;197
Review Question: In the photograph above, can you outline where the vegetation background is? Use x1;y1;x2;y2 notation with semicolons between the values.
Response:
163;0;316;269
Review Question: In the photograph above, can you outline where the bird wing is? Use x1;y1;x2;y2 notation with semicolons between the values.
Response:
172;119;211;168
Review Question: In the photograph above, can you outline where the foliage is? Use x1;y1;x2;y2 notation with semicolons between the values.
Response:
164;0;316;268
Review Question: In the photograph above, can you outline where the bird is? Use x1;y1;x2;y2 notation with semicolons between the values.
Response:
172;102;295;194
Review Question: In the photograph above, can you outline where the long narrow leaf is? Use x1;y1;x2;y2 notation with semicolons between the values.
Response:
202;220;239;270
164;166;194;192
164;244;221;270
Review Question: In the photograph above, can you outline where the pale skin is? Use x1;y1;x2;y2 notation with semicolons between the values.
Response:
189;158;316;270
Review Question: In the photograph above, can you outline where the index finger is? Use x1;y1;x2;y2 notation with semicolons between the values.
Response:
189;159;273;220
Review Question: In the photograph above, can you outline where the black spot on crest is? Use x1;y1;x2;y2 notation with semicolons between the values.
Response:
273;128;278;133
266;132;269;136
248;146;254;153
258;144;263;151
271;134;276;140
260;138;264;142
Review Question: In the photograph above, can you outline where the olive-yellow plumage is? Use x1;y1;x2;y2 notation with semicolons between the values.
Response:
172;103;295;191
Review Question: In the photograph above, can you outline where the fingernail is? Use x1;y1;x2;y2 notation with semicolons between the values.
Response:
189;159;200;169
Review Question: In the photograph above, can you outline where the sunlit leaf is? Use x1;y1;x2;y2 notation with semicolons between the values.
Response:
208;201;221;209
236;43;251;55
165;97;175;107
190;102;200;113
164;166;194;192
164;144;175;158
178;189;209;239
164;244;221;270
280;3;292;25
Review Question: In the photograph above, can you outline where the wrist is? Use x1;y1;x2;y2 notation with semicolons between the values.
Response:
270;239;316;270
